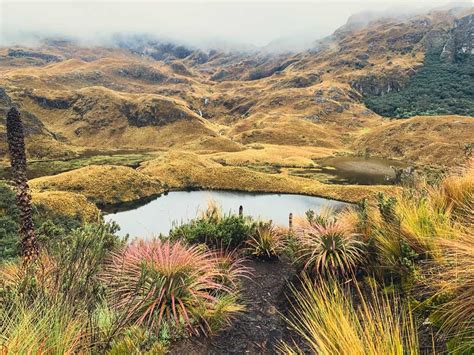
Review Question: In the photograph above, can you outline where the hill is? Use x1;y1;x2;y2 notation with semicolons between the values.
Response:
0;7;472;206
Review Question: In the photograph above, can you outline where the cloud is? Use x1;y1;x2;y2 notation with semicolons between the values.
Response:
0;0;457;51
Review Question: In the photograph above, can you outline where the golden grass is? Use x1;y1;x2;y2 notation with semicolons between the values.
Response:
354;116;474;166
429;233;474;345
281;276;419;355
138;150;398;203
32;190;100;223
30;165;162;205
208;144;341;167
0;299;86;354
430;163;474;224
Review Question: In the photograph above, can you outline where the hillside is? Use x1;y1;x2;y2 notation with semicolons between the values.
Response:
0;7;473;206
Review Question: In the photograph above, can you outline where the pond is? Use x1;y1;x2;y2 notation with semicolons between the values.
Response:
104;190;348;238
316;156;406;185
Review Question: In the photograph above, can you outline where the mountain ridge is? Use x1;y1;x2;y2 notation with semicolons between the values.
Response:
0;7;472;168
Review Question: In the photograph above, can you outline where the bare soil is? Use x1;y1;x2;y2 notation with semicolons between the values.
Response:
169;258;308;354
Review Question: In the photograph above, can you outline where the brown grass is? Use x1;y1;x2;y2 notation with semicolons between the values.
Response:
30;165;163;205
138;150;399;203
32;190;100;222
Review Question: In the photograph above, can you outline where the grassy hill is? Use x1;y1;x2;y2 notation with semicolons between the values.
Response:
0;8;472;207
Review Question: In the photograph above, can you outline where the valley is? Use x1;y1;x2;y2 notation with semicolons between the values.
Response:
0;8;472;212
1;3;473;354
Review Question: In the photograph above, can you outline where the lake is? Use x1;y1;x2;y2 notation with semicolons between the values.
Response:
104;190;348;238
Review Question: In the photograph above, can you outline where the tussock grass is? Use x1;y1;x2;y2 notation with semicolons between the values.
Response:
280;276;419;355
294;217;365;277
428;232;474;353
30;165;163;205
139;150;398;203
246;222;286;259
32;190;100;222
0;298;86;354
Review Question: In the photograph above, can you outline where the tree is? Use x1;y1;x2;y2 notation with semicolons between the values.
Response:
6;107;39;263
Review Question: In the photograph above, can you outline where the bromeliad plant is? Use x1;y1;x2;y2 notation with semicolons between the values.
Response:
101;239;245;337
294;218;365;277
246;222;286;259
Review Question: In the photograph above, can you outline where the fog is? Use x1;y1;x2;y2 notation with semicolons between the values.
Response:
0;0;465;52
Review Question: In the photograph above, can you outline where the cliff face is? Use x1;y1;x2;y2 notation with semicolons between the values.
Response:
440;14;474;63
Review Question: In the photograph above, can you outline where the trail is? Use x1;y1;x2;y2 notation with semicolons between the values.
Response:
170;259;307;354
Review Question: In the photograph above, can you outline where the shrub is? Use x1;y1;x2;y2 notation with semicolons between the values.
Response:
101;239;245;336
0;222;124;314
107;326;167;355
0;183;20;260
280;276;419;354
295;219;365;277
364;47;474;118
305;206;336;227
246;222;286;259
169;215;254;249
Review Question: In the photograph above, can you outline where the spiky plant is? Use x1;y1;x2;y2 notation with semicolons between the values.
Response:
6;107;39;263
101;239;244;336
295;220;365;276
246;222;286;259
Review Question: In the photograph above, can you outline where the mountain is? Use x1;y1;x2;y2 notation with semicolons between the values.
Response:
0;7;472;168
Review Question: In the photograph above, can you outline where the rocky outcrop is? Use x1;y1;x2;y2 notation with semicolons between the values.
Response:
28;93;74;109
441;14;473;63
120;99;193;127
115;64;168;83
245;58;298;81
7;49;61;63
351;70;412;96
274;73;321;89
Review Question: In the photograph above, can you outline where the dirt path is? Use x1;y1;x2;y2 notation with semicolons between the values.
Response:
169;259;307;354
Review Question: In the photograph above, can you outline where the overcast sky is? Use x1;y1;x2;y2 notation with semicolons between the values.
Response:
0;0;465;50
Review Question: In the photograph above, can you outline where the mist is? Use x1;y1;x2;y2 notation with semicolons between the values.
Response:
0;0;464;52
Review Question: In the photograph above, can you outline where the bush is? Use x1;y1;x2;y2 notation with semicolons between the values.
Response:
0;222;124;315
364;47;474;118
107;326;167;355
169;215;254;249
0;183;20;260
101;239;245;336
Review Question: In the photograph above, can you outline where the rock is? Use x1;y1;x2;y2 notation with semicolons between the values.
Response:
7;49;61;63
120;99;193;127
116;64;168;83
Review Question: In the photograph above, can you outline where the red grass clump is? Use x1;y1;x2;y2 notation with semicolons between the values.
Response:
101;239;246;335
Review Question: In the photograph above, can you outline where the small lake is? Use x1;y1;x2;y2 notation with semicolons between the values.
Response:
316;156;406;185
104;190;347;238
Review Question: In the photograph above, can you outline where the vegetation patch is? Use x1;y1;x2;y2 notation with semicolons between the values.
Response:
30;165;163;205
364;48;474;118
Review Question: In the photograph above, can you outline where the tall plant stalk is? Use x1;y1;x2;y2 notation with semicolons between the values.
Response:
6;106;39;263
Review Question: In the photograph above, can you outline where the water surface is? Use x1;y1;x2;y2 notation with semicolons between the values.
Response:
104;190;347;238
